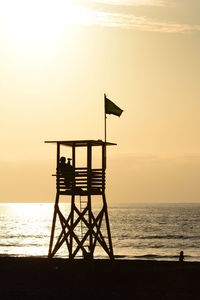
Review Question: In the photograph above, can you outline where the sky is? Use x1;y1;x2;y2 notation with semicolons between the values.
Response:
0;0;200;203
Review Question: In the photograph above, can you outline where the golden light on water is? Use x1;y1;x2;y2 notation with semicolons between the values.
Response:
0;203;76;257
0;203;53;256
0;202;109;257
3;203;52;216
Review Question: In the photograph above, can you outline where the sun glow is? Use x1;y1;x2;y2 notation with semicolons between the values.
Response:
0;0;87;51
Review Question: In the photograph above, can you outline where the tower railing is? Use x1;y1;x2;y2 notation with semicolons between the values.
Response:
56;168;105;195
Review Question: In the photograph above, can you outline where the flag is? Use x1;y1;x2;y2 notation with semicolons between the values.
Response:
105;96;123;117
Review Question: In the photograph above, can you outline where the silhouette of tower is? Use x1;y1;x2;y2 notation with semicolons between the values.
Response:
45;140;116;259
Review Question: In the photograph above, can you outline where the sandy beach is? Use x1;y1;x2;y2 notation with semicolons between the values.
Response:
0;257;200;299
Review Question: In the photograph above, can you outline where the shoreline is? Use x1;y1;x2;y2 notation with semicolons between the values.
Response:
1;253;200;262
0;257;200;299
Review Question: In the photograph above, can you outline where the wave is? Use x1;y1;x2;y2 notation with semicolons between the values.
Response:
0;234;49;239
133;254;177;259
112;253;200;261
136;235;200;240
114;255;127;258
130;254;193;260
0;243;44;247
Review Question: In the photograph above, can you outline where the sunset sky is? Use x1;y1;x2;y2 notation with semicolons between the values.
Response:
1;0;200;203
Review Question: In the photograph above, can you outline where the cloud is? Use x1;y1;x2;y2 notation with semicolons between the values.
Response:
73;6;200;33
88;0;169;7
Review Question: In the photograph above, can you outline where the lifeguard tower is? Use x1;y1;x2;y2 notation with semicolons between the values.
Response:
45;139;116;260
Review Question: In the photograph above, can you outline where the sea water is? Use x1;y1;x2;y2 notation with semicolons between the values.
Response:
0;203;200;261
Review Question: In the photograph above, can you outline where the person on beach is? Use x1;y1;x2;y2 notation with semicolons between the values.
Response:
58;156;74;189
179;251;184;262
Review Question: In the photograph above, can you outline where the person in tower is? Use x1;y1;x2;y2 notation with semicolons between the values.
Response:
58;157;74;189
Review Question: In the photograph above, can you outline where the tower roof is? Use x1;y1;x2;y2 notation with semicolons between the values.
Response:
45;139;116;147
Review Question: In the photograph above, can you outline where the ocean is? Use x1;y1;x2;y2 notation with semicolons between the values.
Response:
0;203;200;261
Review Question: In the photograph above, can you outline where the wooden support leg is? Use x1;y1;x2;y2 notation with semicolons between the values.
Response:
102;193;114;260
48;193;59;258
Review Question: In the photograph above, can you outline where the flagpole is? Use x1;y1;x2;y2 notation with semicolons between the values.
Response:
104;93;107;143
104;93;107;169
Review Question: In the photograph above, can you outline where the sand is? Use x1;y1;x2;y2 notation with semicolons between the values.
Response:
0;257;200;299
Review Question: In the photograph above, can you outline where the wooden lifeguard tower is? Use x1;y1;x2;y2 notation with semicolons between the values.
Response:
45;139;116;260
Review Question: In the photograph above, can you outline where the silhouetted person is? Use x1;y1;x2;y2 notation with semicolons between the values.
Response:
58;157;74;189
179;251;184;262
